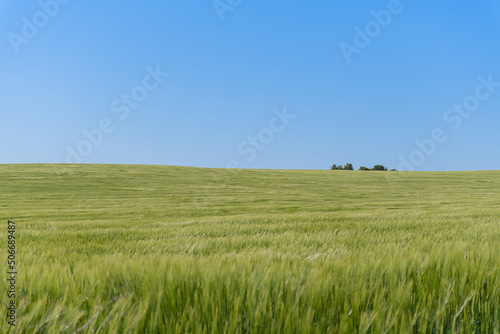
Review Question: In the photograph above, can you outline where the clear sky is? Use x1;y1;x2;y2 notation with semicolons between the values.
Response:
1;0;499;171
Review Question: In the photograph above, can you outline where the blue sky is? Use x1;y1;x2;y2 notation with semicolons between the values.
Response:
1;0;499;171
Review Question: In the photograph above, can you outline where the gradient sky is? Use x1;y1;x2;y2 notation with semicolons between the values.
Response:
1;0;499;171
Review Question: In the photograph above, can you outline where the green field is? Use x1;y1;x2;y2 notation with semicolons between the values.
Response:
1;164;500;333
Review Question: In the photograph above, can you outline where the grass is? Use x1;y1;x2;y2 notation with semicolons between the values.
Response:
1;164;500;333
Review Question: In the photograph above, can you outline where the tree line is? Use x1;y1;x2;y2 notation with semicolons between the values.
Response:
330;163;396;171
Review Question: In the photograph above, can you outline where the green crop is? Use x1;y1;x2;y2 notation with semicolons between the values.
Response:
1;164;499;333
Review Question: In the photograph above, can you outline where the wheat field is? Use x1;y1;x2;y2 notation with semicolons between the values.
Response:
1;164;500;333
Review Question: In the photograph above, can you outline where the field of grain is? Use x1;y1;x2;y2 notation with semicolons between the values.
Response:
1;164;500;333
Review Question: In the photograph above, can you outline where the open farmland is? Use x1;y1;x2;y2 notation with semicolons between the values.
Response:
1;164;500;333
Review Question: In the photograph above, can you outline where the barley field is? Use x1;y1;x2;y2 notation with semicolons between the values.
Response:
1;164;500;333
